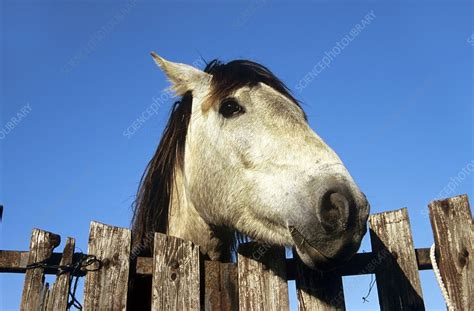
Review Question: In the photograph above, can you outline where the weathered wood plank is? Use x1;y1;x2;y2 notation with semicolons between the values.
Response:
237;242;289;311
369;208;424;310
429;194;473;310
0;247;433;276
40;282;50;310
204;261;238;311
45;237;75;311
295;258;345;311
136;255;153;276
20;229;60;311
0;250;28;272
151;232;200;311
133;247;434;277
0;251;84;275
83;221;131;311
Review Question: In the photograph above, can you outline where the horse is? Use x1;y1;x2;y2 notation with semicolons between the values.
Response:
131;52;370;271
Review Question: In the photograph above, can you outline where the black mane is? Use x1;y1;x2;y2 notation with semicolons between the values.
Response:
204;59;303;115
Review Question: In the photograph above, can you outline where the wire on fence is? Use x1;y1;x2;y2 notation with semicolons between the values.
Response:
26;252;102;310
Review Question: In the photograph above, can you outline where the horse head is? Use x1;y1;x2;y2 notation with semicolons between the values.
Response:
132;53;370;270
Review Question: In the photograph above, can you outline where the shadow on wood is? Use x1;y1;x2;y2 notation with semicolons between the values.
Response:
370;232;425;310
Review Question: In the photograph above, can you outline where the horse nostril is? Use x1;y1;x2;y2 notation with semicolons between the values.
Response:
319;192;351;233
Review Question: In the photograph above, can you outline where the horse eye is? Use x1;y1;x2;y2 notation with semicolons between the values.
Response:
219;99;244;118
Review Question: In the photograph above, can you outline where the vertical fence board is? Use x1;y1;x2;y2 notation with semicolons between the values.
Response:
237;243;289;311
45;237;75;311
83;222;131;310
21;229;60;311
369;208;424;310
152;233;200;311
40;282;50;310
295;260;345;311
204;261;238;311
429;194;473;310
12;195;470;310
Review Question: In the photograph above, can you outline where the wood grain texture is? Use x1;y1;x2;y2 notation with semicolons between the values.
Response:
20;229;60;311
237;242;289;311
0;251;86;275
45;237;75;311
429;194;473;310
369;208;424;310
0;247;433;276
8;195;469;310
130;248;433;277
151;232;201;311
83;221;131;311
204;261;238;311
295;259;345;311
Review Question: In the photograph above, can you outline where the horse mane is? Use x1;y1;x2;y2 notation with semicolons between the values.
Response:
131;58;303;254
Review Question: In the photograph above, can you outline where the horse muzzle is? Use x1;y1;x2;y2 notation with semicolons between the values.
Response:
288;183;370;271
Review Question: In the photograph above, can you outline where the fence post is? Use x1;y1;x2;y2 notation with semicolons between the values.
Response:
83;221;131;310
151;233;201;310
237;243;289;310
369;208;424;310
295;259;345;311
204;261;238;311
20;229;60;311
429;194;473;310
45;237;75;310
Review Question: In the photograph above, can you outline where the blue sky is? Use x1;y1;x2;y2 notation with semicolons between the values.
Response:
1;1;472;310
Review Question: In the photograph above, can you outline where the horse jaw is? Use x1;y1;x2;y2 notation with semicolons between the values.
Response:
167;167;233;261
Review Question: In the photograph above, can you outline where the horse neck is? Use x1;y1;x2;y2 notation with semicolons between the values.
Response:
167;167;233;261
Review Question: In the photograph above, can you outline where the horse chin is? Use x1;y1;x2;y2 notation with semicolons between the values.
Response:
289;226;348;271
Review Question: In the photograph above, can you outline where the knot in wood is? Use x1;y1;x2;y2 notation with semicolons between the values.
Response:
458;247;469;267
170;272;177;281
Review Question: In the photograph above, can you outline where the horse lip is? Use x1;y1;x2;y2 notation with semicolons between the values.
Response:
288;225;332;259
288;225;346;270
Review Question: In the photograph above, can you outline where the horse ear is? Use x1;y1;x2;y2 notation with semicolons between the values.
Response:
150;52;210;96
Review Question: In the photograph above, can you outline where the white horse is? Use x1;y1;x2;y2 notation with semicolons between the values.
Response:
132;52;370;271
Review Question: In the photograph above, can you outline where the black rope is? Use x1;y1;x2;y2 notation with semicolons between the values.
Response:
362;273;376;303
26;252;102;310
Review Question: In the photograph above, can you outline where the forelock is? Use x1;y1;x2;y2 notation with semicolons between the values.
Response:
202;59;306;119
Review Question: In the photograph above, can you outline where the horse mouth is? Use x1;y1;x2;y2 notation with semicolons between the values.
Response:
289;225;348;271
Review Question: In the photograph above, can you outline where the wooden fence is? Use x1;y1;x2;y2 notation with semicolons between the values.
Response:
1;194;472;310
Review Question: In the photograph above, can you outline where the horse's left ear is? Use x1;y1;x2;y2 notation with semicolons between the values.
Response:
150;52;210;96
